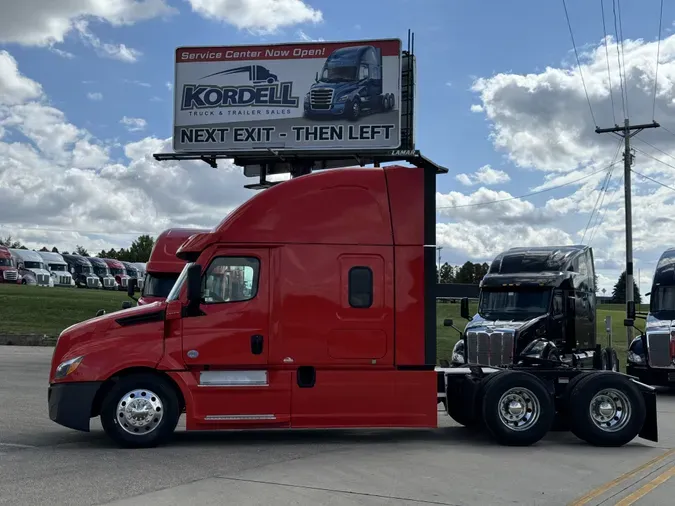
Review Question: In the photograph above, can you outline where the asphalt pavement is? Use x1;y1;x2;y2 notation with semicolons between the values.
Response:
2;346;675;505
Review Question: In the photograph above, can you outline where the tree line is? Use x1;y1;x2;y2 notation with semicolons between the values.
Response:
1;235;156;263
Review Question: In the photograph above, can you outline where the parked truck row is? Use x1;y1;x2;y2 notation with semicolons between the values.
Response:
0;247;146;291
47;164;661;450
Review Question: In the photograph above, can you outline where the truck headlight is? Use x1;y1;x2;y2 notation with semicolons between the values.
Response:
451;340;465;365
337;94;350;102
627;351;644;364
54;356;84;379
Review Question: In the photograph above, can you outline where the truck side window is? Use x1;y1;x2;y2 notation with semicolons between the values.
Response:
349;266;373;308
201;256;259;304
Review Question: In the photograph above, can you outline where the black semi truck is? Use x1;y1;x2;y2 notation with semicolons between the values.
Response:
450;245;619;371
627;247;675;386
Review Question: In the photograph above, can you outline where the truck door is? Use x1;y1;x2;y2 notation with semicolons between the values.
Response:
180;248;291;426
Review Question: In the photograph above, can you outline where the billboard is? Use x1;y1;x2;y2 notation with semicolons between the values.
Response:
173;39;402;153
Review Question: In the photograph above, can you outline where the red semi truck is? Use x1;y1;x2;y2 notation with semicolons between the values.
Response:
47;164;659;449
0;246;21;284
133;228;208;306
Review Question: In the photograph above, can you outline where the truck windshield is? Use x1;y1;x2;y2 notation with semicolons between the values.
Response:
143;273;180;298
93;266;110;276
167;264;192;302
49;264;67;272
321;66;356;83
0;258;13;267
110;268;124;276
24;261;44;269
81;265;93;274
479;288;552;320
650;286;675;314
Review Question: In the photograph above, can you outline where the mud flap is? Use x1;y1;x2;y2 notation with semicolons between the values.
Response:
639;389;658;442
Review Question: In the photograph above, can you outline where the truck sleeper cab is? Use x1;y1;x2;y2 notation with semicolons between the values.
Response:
135;228;208;306
103;258;130;291
10;249;53;287
627;247;675;386
61;254;100;289
48;165;658;450
303;44;395;121
87;257;117;290
0;246;20;284
38;251;75;287
451;245;617;370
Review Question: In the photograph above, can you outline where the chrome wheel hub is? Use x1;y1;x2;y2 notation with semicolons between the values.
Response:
589;388;631;432
116;389;163;436
498;387;540;431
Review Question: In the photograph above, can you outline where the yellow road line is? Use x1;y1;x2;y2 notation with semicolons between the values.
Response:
568;449;675;506
615;465;675;506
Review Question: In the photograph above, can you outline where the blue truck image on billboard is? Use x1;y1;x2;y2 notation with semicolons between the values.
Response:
304;45;395;121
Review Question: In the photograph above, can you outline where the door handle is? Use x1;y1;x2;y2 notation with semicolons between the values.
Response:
251;334;264;355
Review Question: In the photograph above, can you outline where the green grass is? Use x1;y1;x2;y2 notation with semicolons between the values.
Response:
0;283;129;336
0;284;647;371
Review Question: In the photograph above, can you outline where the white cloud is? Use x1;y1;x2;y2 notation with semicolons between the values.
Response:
455;165;511;186
297;30;324;42
0;51;43;106
0;0;176;47
87;92;103;101
457;29;675;285
49;47;76;59
120;116;147;132
75;22;142;62
185;0;323;33
166;81;173;90
0;49;254;255
123;79;151;87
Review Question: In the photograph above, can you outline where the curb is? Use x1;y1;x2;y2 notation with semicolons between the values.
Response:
0;335;57;347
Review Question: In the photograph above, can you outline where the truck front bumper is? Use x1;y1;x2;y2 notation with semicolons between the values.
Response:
627;364;675;387
48;381;102;432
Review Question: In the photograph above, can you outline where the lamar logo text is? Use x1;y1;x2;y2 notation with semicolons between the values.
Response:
181;64;299;110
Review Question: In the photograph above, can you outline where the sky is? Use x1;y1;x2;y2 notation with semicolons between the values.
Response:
1;0;674;299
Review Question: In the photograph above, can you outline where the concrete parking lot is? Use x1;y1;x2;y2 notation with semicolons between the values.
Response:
1;346;675;506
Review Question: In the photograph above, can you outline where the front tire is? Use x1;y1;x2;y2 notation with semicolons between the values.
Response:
567;372;645;447
100;374;180;448
480;370;554;446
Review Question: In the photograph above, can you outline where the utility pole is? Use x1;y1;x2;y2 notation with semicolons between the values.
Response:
436;246;443;282
596;119;659;345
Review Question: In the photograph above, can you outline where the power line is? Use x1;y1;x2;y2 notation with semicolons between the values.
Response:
562;0;597;126
631;168;675;192
612;0;628;119
633;136;675;165
653;0;664;120
600;0;617;125
438;162;619;210
632;145;675;172
588;171;624;245
661;125;675;139
616;0;630;118
581;141;622;243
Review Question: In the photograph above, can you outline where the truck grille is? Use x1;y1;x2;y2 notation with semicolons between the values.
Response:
3;271;18;281
87;277;100;288
465;330;515;366
104;278;115;288
58;276;70;285
121;278;128;287
647;331;674;368
37;274;50;285
310;88;333;110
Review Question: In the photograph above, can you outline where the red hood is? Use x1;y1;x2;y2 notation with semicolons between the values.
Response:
50;301;166;378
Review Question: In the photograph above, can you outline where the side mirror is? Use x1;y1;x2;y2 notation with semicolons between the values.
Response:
443;318;453;327
185;264;202;315
645;291;651;297
315;71;319;83
460;298;470;320
121;301;132;310
127;278;137;298
627;300;636;320
96;309;106;317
